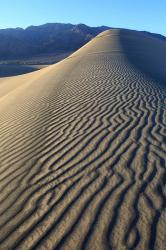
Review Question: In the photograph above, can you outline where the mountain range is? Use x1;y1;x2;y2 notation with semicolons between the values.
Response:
0;23;166;61
0;23;109;60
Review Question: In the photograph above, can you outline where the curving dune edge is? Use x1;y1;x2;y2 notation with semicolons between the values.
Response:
0;29;166;250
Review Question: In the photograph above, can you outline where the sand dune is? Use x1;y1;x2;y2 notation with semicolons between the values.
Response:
0;29;166;250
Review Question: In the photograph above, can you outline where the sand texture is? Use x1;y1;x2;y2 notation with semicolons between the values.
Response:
0;29;166;250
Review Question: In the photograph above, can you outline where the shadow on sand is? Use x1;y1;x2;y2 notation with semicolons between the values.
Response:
119;29;166;87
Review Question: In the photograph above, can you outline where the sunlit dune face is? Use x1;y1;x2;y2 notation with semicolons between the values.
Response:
0;29;166;250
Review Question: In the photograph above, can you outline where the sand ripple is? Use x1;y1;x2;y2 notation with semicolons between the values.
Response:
0;29;166;250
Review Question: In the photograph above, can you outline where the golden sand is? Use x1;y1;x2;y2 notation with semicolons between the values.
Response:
0;29;166;250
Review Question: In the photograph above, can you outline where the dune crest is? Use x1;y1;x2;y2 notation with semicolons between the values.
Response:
0;29;166;250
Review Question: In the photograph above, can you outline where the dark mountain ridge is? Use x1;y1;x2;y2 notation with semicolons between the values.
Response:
0;23;110;59
0;23;165;62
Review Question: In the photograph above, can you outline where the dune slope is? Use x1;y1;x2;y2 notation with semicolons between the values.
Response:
0;29;166;250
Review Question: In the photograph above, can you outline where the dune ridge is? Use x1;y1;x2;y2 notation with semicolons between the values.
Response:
0;29;166;250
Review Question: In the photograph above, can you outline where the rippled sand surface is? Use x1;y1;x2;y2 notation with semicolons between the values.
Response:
0;29;166;250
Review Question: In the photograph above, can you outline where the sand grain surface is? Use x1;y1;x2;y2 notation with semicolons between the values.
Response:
0;29;166;250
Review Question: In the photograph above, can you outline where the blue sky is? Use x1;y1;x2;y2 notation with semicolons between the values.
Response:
0;0;166;35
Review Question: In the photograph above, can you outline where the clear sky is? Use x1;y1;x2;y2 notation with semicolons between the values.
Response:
0;0;166;35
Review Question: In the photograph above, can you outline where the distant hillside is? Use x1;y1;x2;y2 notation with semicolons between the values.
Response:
0;23;109;60
0;23;165;77
142;31;166;42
